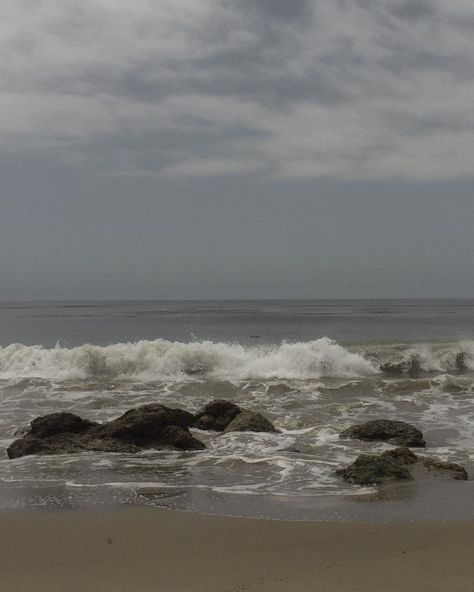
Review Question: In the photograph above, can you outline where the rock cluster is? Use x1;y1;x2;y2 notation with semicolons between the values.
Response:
337;419;468;485
193;400;277;434
7;400;277;459
7;404;469;488
336;447;468;485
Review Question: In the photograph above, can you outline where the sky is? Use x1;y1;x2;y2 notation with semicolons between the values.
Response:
0;0;473;299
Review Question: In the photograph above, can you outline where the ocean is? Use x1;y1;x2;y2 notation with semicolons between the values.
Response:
1;300;473;520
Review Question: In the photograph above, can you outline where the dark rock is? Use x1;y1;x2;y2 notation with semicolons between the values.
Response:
158;425;206;451
335;454;413;485
8;435;86;458
193;400;241;431
340;419;426;447
104;404;194;429
381;446;418;465
9;434;140;458
30;412;98;438
223;410;277;434
93;404;202;449
380;356;422;377
7;404;205;458
422;458;468;480
336;449;469;486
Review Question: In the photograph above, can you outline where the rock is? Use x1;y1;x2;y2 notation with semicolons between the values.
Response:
8;434;86;458
30;412;98;438
7;434;139;458
158;425;206;451
7;404;205;459
193;400;241;431
381;446;418;465
380;356;422;377
193;400;277;433
340;419;426;447
223;410;277;433
422;459;468;480
336;448;469;486
335;454;413;485
7;400;282;459
89;404;202;450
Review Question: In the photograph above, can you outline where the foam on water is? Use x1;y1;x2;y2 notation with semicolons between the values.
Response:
0;333;473;514
0;337;379;381
2;337;474;383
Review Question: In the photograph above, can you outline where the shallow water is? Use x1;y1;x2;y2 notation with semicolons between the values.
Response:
0;300;473;520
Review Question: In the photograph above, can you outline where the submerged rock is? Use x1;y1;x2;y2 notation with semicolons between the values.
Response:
336;447;468;486
223;410;277;434
422;458;468;481
193;400;241;431
340;419;426;447
7;405;205;459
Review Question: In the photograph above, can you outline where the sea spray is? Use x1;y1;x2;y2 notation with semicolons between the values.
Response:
0;337;378;381
0;338;473;382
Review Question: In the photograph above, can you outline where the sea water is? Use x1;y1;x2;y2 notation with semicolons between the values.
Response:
0;300;473;520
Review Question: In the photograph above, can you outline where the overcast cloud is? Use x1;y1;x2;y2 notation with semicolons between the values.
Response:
2;0;474;181
1;1;474;300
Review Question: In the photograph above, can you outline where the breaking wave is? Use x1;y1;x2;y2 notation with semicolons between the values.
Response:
0;337;473;383
0;337;377;381
375;342;474;375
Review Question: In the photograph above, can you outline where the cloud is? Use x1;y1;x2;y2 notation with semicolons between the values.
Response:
161;157;265;177
1;0;474;180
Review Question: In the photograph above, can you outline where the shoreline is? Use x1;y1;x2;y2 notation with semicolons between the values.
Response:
2;506;474;591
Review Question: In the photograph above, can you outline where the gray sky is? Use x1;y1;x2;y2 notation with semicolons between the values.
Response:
1;0;473;299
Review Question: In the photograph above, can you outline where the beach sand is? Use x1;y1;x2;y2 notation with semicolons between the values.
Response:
1;508;473;591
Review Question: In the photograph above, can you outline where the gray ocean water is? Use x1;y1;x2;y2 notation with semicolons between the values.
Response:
1;300;473;521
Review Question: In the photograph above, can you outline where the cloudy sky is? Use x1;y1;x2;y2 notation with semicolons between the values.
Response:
1;0;473;299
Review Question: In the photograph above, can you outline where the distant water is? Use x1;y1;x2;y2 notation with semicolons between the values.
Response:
2;299;474;346
0;300;473;520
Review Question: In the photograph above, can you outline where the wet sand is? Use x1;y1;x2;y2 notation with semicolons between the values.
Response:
1;508;473;592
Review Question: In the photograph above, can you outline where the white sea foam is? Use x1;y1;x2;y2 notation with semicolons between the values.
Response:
1;337;473;383
0;337;378;381
404;342;474;372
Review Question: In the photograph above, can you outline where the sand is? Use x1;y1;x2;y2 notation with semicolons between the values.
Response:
1;508;473;592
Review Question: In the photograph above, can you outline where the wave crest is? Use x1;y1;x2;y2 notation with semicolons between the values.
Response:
1;338;473;382
0;337;378;381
